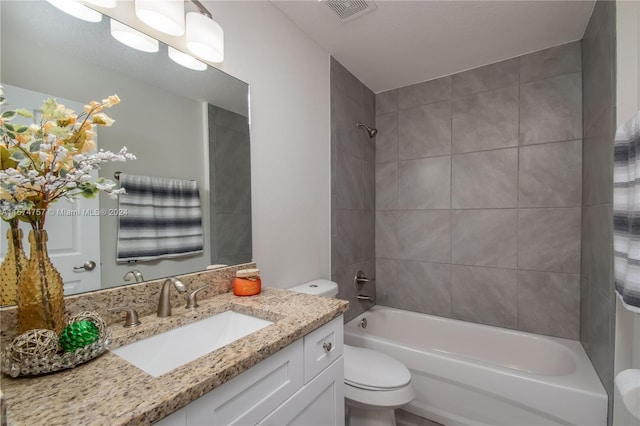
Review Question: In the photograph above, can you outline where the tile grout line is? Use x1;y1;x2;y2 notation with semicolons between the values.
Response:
516;56;522;331
390;95;398;301
449;78;454;318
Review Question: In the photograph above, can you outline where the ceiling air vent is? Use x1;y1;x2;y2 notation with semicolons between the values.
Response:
325;0;377;23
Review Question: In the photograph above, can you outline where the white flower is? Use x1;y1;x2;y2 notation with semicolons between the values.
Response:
96;181;116;191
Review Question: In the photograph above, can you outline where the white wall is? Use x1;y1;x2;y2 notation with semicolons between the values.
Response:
212;1;331;288
614;1;640;424
100;1;332;288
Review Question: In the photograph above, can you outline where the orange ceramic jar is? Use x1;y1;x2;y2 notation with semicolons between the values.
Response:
233;268;262;296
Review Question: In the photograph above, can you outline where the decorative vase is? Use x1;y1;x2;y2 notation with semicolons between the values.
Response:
0;227;29;305
17;230;66;334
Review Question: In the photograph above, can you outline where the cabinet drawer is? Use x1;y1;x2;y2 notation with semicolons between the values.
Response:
185;339;303;425
303;315;343;383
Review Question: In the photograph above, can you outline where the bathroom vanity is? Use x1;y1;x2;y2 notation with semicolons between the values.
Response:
0;285;348;425
156;315;344;426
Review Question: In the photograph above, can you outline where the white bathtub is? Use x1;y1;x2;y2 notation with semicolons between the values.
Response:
344;306;607;426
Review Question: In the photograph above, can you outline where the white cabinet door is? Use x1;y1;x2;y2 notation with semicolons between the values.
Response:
154;407;186;426
258;357;345;426
185;340;303;425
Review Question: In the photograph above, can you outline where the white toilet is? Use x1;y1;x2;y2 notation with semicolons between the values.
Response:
289;280;415;426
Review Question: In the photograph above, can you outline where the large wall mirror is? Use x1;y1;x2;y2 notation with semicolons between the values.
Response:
0;0;252;305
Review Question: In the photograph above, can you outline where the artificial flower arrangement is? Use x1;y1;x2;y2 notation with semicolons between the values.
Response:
0;85;136;336
0;86;136;229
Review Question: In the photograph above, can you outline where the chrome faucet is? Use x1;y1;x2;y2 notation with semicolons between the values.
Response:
123;269;144;283
157;277;187;317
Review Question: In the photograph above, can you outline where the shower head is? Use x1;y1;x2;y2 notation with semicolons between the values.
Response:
357;122;378;139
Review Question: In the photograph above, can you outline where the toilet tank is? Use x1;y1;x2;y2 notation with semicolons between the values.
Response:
288;280;338;298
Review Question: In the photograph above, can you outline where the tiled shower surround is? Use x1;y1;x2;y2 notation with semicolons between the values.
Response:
374;41;583;339
208;105;252;266
331;58;376;322
580;0;617;419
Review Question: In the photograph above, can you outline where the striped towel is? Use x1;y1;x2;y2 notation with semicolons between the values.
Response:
613;111;640;313
116;173;203;262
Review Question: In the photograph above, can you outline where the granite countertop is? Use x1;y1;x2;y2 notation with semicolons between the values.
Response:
1;288;348;426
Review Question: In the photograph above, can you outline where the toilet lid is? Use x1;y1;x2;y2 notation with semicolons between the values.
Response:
344;345;411;390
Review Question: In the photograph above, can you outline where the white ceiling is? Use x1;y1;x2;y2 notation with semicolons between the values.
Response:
272;0;595;93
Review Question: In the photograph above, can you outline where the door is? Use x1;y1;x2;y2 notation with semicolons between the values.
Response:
0;85;101;295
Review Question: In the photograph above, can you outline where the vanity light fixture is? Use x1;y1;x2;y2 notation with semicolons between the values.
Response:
185;6;224;63
83;0;117;8
46;0;102;22
110;19;159;53
168;47;207;71
135;0;185;36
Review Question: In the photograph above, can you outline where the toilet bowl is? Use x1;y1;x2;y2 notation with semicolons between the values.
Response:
289;280;415;426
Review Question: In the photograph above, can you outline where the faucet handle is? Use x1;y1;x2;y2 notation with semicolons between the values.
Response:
185;286;208;309
354;270;370;290
123;269;144;283
108;306;142;328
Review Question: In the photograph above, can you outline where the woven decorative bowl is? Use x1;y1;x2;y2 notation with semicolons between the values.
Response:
1;311;112;378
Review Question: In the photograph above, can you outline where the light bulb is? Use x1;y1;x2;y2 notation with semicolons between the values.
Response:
135;0;185;36
83;0;116;8
110;19;159;53
186;12;224;63
47;0;102;22
168;47;207;71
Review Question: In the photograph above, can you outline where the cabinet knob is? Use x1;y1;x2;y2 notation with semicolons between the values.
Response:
322;342;333;352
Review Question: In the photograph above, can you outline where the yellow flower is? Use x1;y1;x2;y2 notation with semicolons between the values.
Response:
81;139;96;153
92;113;114;126
84;100;103;114
0;187;12;201
43;120;54;133
15;133;29;144
40;98;58;118
57;114;77;128
102;95;120;107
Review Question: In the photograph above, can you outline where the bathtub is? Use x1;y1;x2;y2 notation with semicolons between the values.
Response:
344;306;607;426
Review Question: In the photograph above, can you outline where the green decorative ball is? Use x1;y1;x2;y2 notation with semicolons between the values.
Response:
59;320;100;352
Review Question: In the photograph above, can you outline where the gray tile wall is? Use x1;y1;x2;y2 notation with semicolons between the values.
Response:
208;105;252;266
580;1;617;422
331;58;376;322
375;41;583;339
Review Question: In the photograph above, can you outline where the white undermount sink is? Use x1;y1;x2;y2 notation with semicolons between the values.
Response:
111;311;273;377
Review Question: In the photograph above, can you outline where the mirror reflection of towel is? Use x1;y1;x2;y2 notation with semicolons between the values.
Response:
613;111;640;313
116;173;203;262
